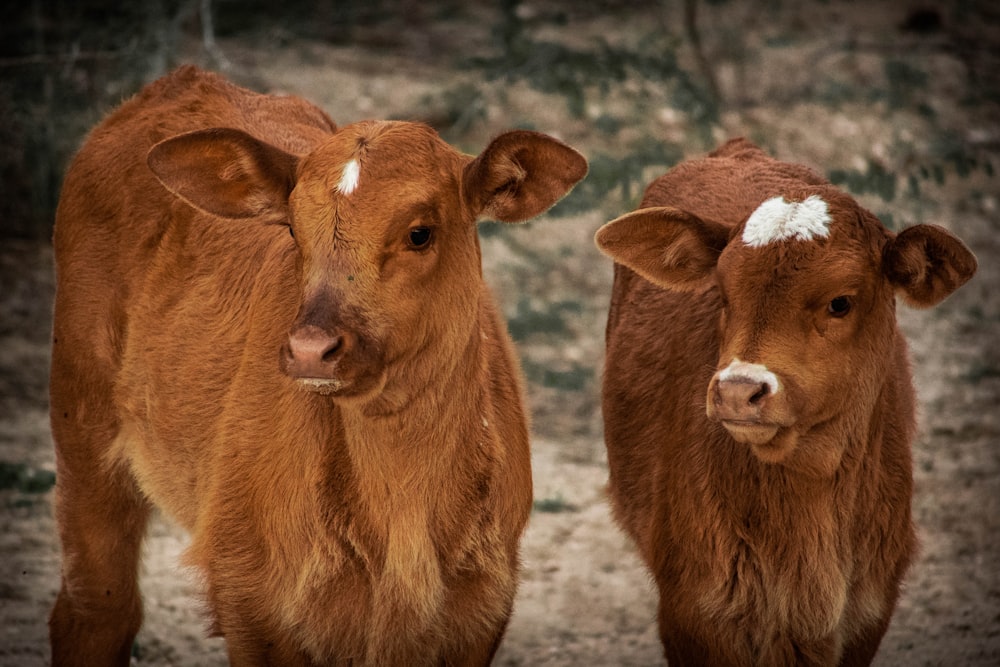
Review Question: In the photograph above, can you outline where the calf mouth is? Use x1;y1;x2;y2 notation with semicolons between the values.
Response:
722;420;805;465
296;377;348;396
293;368;388;402
721;420;780;446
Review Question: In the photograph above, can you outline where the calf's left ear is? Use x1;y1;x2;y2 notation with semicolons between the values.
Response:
148;128;298;221
595;207;731;291
463;130;588;222
883;224;977;307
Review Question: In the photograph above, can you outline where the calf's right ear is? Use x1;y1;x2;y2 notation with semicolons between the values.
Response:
595;207;730;291
463;130;588;223
883;223;977;308
147;128;298;220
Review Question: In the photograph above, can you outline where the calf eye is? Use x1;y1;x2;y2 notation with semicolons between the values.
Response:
828;296;852;317
407;226;433;249
287;225;295;239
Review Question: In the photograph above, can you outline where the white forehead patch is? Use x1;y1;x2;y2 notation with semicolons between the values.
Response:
742;195;831;247
719;359;782;395
336;159;360;195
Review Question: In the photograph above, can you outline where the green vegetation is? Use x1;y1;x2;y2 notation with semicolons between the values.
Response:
966;361;1000;385
532;494;577;513
507;298;583;342
0;461;55;494
523;360;593;393
828;159;897;202
554;138;685;216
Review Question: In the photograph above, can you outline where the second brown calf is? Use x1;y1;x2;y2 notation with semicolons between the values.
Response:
596;138;976;666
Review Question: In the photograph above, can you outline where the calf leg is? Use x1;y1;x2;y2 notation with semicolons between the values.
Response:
658;597;739;667
49;454;150;665
443;619;509;667
49;465;150;665
223;629;314;667
838;617;891;667
48;366;150;666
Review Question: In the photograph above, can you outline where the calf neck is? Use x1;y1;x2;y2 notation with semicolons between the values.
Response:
596;138;976;666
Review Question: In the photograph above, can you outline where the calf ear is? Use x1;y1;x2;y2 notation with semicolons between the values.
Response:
147;128;298;220
883;224;977;308
463;130;587;222
595;207;731;291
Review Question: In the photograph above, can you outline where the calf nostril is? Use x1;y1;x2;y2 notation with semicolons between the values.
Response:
288;325;347;365
321;336;344;362
748;383;769;405
714;378;771;413
711;362;781;423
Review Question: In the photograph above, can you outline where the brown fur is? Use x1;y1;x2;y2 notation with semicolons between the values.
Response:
595;138;976;666
49;66;587;666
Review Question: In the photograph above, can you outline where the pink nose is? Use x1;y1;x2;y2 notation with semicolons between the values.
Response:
282;324;351;379
712;377;771;422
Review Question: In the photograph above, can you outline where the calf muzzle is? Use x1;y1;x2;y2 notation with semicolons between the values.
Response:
279;323;378;396
712;376;770;422
707;363;787;446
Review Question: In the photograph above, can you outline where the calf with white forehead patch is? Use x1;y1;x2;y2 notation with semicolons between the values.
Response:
48;66;586;666
596;137;976;666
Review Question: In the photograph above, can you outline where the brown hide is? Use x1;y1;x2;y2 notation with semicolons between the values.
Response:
596;138;976;666
49;66;587;666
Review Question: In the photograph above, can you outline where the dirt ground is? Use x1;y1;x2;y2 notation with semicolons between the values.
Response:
2;2;998;665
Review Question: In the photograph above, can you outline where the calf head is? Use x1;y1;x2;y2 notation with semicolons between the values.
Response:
148;121;586;407
596;185;976;470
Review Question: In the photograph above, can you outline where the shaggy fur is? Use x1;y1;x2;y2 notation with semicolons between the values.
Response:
595;138;976;666
49;65;587;666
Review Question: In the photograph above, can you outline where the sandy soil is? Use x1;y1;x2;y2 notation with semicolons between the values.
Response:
2;2;998;665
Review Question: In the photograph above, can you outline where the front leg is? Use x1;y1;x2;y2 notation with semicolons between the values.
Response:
837;617;891;667
222;624;317;667
442;615;509;667
48;393;151;666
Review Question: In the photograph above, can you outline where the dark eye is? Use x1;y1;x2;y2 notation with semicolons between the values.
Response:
407;226;433;249
287;225;295;239
828;296;852;317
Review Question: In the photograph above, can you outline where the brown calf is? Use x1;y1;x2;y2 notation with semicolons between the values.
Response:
49;65;586;666
596;138;976;666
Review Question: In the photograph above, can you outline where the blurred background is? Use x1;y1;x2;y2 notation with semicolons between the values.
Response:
1;1;998;665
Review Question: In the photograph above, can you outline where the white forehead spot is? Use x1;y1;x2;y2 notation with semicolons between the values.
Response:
742;195;831;247
336;159;360;195
719;359;782;394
